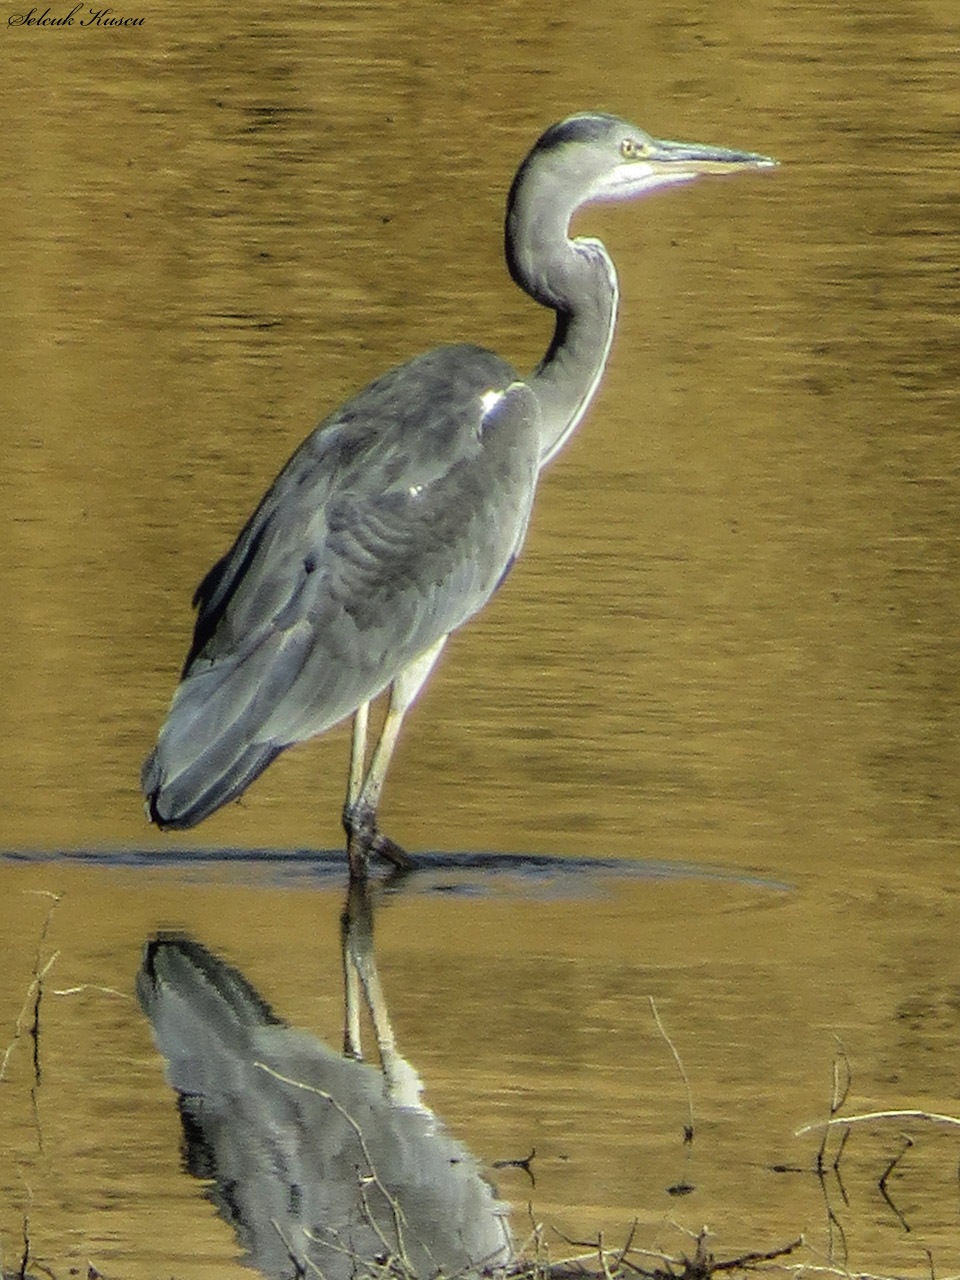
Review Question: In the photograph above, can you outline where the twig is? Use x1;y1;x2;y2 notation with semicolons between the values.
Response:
11;1171;36;1280
270;1217;311;1278
19;1206;30;1280
1;892;62;1085
254;1062;411;1268
614;1220;639;1273
357;1170;414;1275
816;1042;850;1180
550;1227;606;1251
831;1043;852;1114
511;1204;547;1276
709;1235;804;1271
1;971;54;1087
797;1109;960;1136
596;1231;611;1280
494;1148;537;1185
548;1227;678;1276
877;1135;913;1233
769;1266;960;1280
832;1125;852;1168
301;1216;410;1277
51;984;133;1000
649;997;694;1143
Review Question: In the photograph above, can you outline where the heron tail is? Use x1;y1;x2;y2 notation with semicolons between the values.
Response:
141;655;286;830
137;934;282;1035
142;739;282;830
136;934;287;1118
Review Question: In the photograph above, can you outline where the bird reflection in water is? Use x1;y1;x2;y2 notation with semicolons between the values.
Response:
136;880;511;1280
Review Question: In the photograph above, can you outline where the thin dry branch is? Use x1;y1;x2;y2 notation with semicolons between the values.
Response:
270;1216;314;1278
539;1227;804;1280
254;1061;412;1270
51;984;133;1000
877;1133;914;1233
1;892;62;1085
708;1236;804;1272
796;1109;960;1137
769;1267;960;1280
511;1203;547;1275
649;997;694;1144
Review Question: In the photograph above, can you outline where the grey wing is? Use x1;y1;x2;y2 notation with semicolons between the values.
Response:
138;937;512;1278
143;348;540;828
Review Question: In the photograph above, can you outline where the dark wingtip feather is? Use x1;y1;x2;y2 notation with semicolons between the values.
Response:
139;932;285;1027
141;748;180;830
141;740;284;831
146;787;185;831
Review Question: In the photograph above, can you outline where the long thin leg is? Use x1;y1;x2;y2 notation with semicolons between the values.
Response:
345;634;448;876
341;877;364;1060
343;701;375;880
346;701;370;808
342;941;363;1059
359;635;447;817
340;875;424;1108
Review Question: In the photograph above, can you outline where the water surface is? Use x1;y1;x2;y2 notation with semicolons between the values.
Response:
1;0;959;1275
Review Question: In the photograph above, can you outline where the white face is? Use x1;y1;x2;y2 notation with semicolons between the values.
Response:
586;160;699;202
585;130;777;204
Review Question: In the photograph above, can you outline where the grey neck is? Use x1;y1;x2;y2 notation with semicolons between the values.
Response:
528;239;619;467
505;184;620;469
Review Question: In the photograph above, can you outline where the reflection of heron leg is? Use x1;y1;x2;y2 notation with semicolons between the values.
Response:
340;876;424;1108
341;876;364;1059
344;635;448;877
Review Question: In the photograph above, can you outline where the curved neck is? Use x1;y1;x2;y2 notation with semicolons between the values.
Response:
506;167;620;468
504;160;624;468
529;239;619;467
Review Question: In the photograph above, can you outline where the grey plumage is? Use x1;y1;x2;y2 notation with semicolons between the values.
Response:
142;114;774;846
143;350;538;828
137;934;512;1280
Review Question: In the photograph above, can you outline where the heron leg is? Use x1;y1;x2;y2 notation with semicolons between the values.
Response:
359;635;447;815
339;875;424;1106
344;634;448;876
344;701;384;878
346;701;370;809
340;876;364;1059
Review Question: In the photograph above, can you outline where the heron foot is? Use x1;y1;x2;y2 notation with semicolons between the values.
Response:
343;803;413;877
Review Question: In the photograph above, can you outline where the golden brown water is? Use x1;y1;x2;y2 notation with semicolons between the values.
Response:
2;0;960;1275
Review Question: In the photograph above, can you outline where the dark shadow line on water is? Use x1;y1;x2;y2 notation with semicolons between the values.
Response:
0;847;794;898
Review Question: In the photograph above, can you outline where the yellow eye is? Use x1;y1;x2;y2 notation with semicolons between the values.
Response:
621;137;650;159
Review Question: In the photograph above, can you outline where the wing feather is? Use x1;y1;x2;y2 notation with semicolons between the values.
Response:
144;345;540;827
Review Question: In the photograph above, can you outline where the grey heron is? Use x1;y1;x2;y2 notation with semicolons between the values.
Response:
142;112;775;872
138;929;512;1277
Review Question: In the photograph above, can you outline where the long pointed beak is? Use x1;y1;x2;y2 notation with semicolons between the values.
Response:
649;136;778;176
587;135;777;203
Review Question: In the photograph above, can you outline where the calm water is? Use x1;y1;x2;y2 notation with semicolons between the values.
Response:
2;0;959;1275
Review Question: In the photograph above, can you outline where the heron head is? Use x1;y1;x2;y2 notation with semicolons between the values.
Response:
505;111;776;310
528;112;777;208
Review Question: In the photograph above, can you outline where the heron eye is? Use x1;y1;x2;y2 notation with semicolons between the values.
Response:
621;137;650;160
